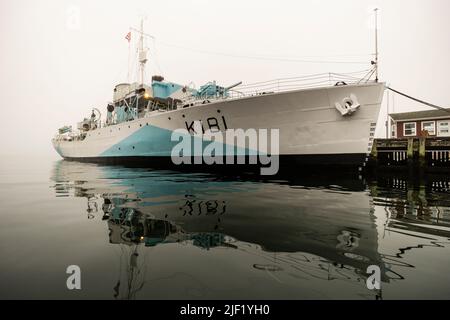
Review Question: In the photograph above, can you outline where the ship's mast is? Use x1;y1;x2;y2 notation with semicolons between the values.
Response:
374;8;379;82
138;18;148;86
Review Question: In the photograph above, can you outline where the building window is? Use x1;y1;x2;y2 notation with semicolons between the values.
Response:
403;122;416;136
438;120;450;137
421;121;435;135
391;124;396;138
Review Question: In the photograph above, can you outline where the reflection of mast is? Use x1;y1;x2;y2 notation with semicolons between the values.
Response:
126;246;145;299
114;244;146;300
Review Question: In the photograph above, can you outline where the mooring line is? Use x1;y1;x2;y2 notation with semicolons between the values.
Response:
386;86;450;113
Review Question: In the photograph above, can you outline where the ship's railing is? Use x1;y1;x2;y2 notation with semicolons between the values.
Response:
180;70;375;105
231;71;374;97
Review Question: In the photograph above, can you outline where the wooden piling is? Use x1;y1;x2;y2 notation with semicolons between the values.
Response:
407;138;414;165
419;137;426;167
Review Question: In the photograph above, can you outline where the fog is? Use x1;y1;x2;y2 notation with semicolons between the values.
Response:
0;0;449;158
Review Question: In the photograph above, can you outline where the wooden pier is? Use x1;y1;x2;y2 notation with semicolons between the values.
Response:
370;137;450;171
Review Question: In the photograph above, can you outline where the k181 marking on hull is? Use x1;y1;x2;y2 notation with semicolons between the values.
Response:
185;116;228;134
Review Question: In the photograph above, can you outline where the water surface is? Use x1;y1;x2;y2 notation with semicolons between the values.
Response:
1;156;450;299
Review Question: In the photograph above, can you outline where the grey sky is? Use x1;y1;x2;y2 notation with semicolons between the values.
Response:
1;0;449;157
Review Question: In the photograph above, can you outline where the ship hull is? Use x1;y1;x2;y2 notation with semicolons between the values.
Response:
61;154;367;173
53;82;384;169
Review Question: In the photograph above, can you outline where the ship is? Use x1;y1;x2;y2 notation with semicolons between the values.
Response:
52;19;385;171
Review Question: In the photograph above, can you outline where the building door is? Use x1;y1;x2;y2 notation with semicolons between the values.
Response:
437;120;450;137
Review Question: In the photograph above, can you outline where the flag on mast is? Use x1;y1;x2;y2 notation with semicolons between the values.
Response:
125;31;131;43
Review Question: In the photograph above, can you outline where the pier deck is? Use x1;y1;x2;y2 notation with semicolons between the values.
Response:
370;137;450;171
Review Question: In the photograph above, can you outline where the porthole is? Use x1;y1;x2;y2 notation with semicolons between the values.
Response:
217;110;221;113
132;146;135;149
118;147;121;150
140;124;142;127
182;115;185;118
168;117;171;120
146;123;149;126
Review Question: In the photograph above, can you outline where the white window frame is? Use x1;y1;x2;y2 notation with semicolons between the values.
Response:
403;122;417;137
437;120;450;137
421;121;436;135
391;123;396;138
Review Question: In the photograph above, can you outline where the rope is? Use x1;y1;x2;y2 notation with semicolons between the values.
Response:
153;39;369;65
135;30;373;62
386;86;450;113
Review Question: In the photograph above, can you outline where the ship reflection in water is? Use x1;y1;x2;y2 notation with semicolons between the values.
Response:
50;161;450;299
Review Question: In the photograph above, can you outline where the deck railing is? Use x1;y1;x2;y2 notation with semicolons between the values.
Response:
180;69;375;105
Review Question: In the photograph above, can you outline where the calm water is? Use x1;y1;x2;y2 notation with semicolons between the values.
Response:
1;156;450;300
